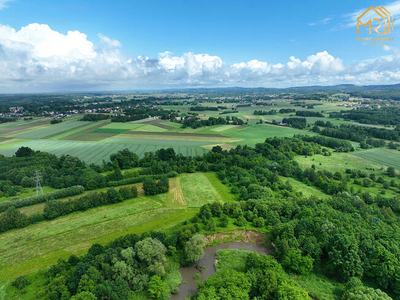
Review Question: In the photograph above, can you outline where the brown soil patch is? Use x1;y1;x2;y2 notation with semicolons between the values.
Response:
146;119;175;130
205;230;267;245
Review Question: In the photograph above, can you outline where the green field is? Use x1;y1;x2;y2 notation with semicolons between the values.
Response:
180;173;226;207
0;111;321;164
50;121;108;140
0;139;208;164
295;152;387;173
0;186;56;204
0;100;365;167
101;122;167;132
228;124;310;146
0;171;231;293
352;148;400;170
283;177;328;199
13;121;90;139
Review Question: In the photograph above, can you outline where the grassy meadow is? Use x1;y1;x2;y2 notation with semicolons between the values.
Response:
0;171;234;297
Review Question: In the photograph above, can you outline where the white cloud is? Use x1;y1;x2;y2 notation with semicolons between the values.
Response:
98;33;121;48
342;1;400;29
0;0;14;10
308;17;332;26
1;23;400;92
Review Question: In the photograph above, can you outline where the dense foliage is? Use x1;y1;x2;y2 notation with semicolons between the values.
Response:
281;117;307;129
181;116;244;128
81;114;110;121
330;107;400;126
295;110;324;117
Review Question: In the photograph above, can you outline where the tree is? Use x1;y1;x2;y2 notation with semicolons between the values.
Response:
12;275;29;290
156;176;169;193
77;274;96;293
184;234;206;264
48;275;71;300
21;176;35;187
148;275;166;300
119;186;133;200
219;214;229;227
327;234;363;281
131;186;138;198
15;146;34;157
282;248;314;275
143;177;158;196
71;292;97;300
135;238;167;276
197;269;251;300
106;187;122;204
387;167;396;177
188;159;196;173
276;281;309;300
342;286;392;300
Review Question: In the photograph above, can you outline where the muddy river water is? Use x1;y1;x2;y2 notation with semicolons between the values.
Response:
170;242;270;300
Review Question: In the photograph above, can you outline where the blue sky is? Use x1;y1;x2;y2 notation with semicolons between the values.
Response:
0;0;400;92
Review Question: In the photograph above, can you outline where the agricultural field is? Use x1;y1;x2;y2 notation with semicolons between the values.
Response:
352;148;400;170
0;138;209;165
0;113;318;164
0;98;372;166
13;121;90;139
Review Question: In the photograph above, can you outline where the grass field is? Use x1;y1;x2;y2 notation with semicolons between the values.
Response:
0;186;56;204
295;152;387;173
283;177;328;199
0;171;233;297
352;148;400;170
180;173;225;207
290;273;345;300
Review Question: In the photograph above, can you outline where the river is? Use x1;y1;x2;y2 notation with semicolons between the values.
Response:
170;242;270;300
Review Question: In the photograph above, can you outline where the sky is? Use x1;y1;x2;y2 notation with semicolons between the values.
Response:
1;0;400;92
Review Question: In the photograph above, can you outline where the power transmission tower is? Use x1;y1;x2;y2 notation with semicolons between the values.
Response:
35;170;44;196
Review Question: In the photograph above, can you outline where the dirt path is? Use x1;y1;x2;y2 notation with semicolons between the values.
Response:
166;177;187;207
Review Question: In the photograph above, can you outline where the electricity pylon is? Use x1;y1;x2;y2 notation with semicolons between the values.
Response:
35;170;44;196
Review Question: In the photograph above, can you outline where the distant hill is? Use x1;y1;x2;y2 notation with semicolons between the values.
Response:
160;83;400;94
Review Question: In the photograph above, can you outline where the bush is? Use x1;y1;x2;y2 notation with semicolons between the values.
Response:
12;275;30;290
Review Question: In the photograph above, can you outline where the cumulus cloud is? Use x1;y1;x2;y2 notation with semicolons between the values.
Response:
1;23;400;92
